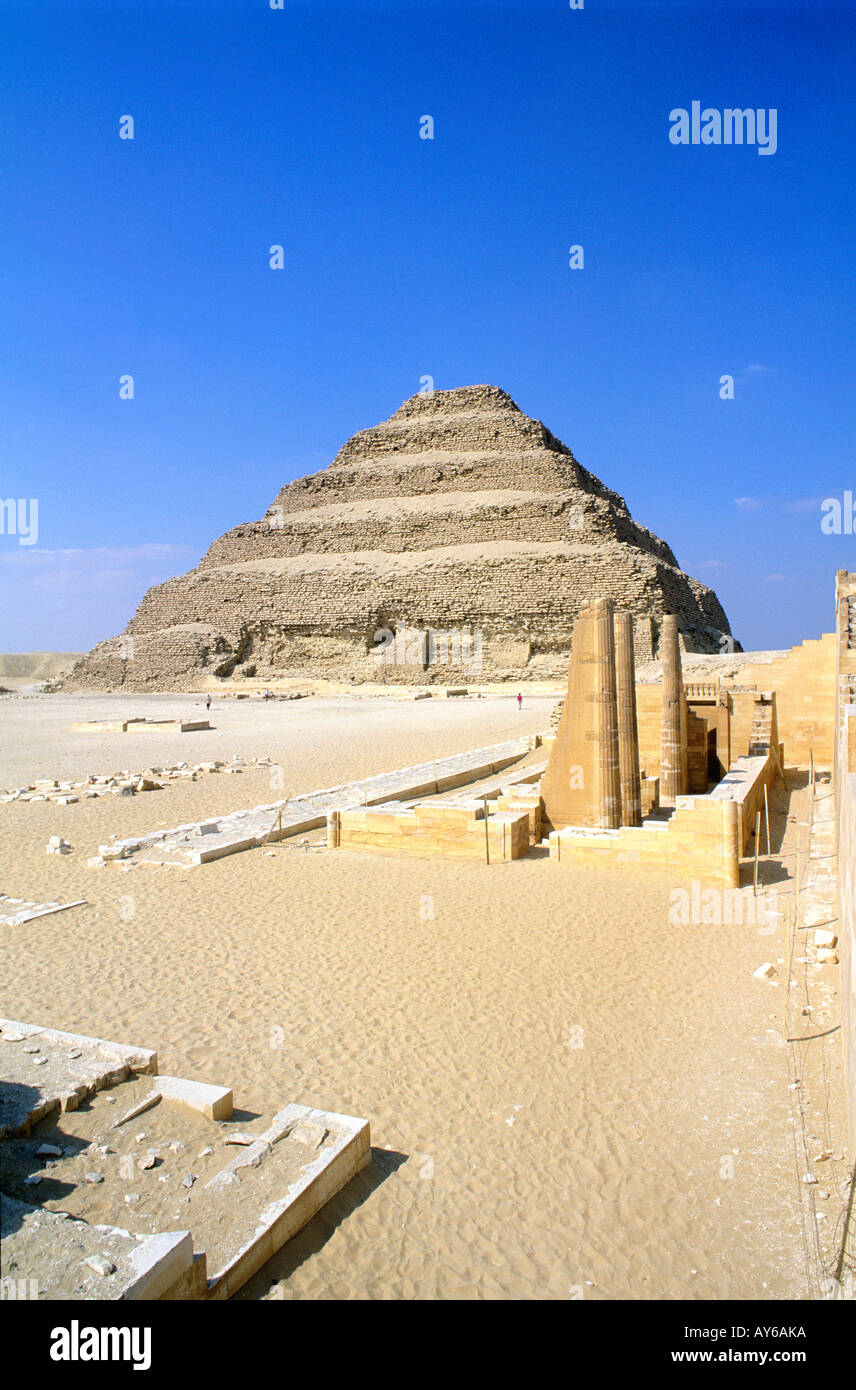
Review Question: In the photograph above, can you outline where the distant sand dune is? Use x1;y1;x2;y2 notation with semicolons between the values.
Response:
0;653;83;688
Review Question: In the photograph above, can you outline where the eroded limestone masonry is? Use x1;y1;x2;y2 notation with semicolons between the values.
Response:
67;386;735;690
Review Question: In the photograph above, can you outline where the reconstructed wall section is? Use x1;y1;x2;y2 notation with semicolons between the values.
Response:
66;386;734;690
834;572;856;1159
710;752;778;854
636;686;781;789
549;794;740;887
738;635;837;768
838;737;856;1160
330;799;531;860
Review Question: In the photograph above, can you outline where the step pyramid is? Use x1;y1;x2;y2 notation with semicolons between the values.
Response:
67;385;735;689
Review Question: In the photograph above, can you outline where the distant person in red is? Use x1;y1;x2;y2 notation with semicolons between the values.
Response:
517;693;523;711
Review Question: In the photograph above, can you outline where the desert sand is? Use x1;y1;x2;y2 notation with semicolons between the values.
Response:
0;692;848;1299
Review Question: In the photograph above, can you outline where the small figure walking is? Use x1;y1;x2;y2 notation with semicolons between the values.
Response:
206;695;211;713
517;692;523;711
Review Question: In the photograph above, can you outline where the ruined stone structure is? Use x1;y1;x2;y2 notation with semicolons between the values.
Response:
0;1017;370;1300
67;386;734;691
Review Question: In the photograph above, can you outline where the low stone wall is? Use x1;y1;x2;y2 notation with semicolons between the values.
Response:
330;800;531;860
496;789;542;840
549;793;740;887
710;752;778;854
71;719;132;733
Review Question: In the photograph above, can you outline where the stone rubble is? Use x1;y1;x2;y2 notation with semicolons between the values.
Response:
1;757;283;805
0;895;87;927
753;962;778;981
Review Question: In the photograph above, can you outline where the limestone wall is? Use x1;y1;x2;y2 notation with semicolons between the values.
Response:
331;799;531;860
636;684;663;776
838;752;856;1160
738;635;837;768
549;794;740;887
834;572;856;1159
710;752;778;854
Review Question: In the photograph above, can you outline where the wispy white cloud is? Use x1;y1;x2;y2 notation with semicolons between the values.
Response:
696;560;730;571
0;543;196;649
745;364;767;373
763;573;789;584
0;543;191;569
735;497;764;511
784;498;823;513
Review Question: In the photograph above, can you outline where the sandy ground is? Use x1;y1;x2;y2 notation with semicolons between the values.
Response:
0;692;849;1300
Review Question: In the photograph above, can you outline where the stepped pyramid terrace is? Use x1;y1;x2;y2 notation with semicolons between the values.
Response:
66;386;735;691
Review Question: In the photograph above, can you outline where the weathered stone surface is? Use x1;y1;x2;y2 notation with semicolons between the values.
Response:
65;386;734;690
814;929;838;949
660;614;689;807
753;962;778;981
615;610;642;826
541;599;622;830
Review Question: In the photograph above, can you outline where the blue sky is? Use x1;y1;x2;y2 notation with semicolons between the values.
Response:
1;0;853;653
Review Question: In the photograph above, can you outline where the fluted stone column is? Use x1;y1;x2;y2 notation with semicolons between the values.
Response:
615;610;642;825
541;598;621;830
660;614;688;806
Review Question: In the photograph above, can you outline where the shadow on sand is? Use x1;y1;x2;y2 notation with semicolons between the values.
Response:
235;1146;409;1298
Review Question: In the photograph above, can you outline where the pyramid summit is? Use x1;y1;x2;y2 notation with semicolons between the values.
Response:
67;385;736;689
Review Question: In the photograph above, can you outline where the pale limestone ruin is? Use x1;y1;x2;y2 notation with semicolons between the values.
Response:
65;386;734;691
0;1018;370;1300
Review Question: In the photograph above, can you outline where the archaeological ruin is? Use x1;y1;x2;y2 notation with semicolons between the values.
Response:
65;386;735;691
0;1018;370;1300
4;571;854;1299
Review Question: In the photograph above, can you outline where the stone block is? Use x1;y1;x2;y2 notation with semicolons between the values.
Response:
155;1075;233;1121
